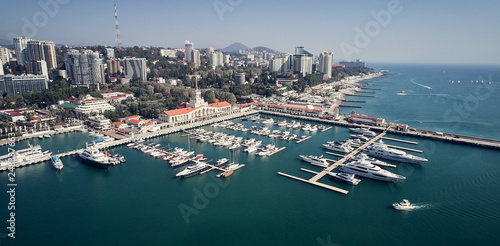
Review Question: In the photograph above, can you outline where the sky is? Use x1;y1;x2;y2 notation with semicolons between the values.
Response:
0;0;499;64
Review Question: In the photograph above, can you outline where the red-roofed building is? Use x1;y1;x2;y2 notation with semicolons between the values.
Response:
347;112;385;126
112;121;127;129
127;118;144;127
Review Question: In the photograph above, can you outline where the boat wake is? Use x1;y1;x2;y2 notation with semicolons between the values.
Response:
411;79;432;89
410;203;433;210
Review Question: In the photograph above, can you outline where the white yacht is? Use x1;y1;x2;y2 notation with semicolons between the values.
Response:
299;155;329;168
350;134;370;141
216;158;229;166
327;172;360;185
322;142;354;153
309;125;318;132
176;161;207;177
50;156;63;170
262;118;275;124
393;199;414;211
302;124;312;131
349;153;393;168
339;159;406;182
349;127;376;136
0;143;52;168
278;120;287;127
244;145;258;153
363;142;428;164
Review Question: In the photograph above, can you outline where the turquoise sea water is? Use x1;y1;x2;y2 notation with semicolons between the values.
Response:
1;64;500;246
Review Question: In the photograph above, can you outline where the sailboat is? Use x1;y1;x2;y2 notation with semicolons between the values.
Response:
219;150;242;178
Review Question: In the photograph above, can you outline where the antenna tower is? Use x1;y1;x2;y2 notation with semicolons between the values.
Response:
114;4;122;51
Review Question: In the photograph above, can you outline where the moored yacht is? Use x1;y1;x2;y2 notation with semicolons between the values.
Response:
50;156;63;170
77;145;114;169
363;142;428;164
322;142;354;153
349;127;376;136
328;172;360;185
339;159;406;182
176;161;208;178
299;155;329;168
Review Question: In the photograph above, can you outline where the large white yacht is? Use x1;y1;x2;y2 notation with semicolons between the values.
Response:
339;159;406;182
299;155;329;168
322;142;354;153
0;143;52;169
176;161;207;178
363;142;428;164
349;127;377;136
78;145;115;169
349;153;393;167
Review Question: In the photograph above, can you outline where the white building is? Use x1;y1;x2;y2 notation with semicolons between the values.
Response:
235;73;246;84
192;50;201;68
318;51;333;80
86;115;112;130
0;75;48;95
101;91;135;104
13;37;33;65
105;48;115;58
123;58;147;81
0;46;10;65
26;40;57;70
185;40;193;62
160;48;177;58
74;99;116;116
0;60;3;75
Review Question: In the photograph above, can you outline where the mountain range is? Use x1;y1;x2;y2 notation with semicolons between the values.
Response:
219;42;281;54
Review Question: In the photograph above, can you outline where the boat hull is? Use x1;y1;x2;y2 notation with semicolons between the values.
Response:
77;155;110;169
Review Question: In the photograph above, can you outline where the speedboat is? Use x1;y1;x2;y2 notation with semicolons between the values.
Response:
392;199;414;210
363;141;428;164
328;172;360;185
339;159;406;182
299;155;329;168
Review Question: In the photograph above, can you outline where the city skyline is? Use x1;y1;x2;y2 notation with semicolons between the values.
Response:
0;0;499;64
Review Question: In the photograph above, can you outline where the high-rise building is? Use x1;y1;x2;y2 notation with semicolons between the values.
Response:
106;58;122;75
0;46;10;65
13;37;33;65
270;54;292;73
26;60;48;79
123;58;147;81
64;49;104;85
209;51;224;67
0;75;48;94
185;40;193;62
43;41;57;69
105;48;115;58
26;40;57;69
0;60;3;75
206;47;214;55
192;50;201;68
293;47;313;76
318;51;333;80
223;54;231;65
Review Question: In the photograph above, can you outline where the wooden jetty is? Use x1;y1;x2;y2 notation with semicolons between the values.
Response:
278;130;387;194
321;126;332;132
267;147;286;156
296;136;312;143
381;137;418;145
325;152;396;168
385;144;423;153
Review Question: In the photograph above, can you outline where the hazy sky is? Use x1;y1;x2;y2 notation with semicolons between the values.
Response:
1;0;499;64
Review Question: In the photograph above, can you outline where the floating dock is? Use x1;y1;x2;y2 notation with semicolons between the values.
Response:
381;137;418;145
278;130;387;194
321;127;333;132
296;136;312;143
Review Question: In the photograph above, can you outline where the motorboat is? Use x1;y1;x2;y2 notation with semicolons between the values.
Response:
50;156;63;170
392;199;414;210
339;159;406;182
322;142;354;153
327;172;360;185
349;127;376;136
299;155;329;168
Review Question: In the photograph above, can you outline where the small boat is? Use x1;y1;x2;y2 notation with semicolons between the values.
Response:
328;172;360;185
50;156;63;170
216;158;229;166
219;170;233;178
392;199;414;211
397;91;407;96
38;135;44;139
44;134;51;138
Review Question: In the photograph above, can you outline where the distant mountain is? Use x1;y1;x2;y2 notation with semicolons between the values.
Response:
0;39;13;47
220;42;281;54
220;42;250;52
